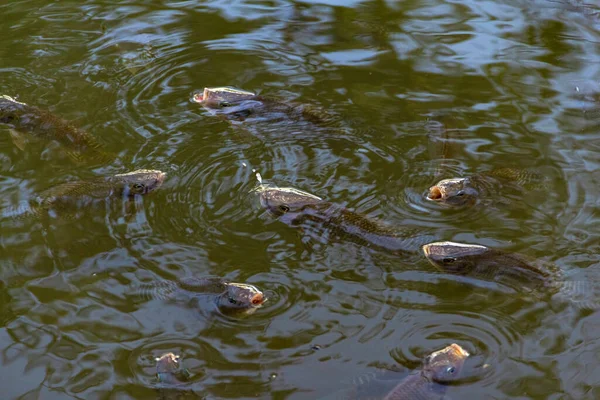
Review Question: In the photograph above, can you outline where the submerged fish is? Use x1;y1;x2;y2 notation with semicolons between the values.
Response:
382;343;469;400
426;168;550;207
137;277;266;317
0;95;113;163
256;185;435;254
155;352;194;400
192;86;337;126
2;169;166;220
422;241;600;309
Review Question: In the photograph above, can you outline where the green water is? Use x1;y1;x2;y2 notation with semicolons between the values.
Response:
1;0;599;398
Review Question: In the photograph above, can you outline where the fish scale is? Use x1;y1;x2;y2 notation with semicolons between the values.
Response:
193;87;340;127
0;95;114;164
134;277;266;317
135;277;229;302
0;169;165;221
427;168;551;207
422;241;600;310
257;185;436;255
381;344;469;400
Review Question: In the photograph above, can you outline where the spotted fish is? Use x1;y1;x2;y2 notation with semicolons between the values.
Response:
426;168;550;207
136;277;266;317
256;185;436;254
2;169;165;220
0;94;114;163
382;343;469;400
155;352;194;400
192;86;338;126
422;241;600;309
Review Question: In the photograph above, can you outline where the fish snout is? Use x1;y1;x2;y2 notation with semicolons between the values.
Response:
427;185;443;201
251;292;265;306
192;92;203;103
422;243;432;257
449;343;470;358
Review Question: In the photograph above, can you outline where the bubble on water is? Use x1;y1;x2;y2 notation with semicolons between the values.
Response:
255;171;263;184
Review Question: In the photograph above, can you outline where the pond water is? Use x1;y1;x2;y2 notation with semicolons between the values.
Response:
1;0;599;398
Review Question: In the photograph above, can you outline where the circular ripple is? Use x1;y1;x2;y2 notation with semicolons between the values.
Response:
390;309;522;386
129;336;209;387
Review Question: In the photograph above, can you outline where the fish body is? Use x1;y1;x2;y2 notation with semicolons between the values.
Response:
2;169;165;220
422;241;600;309
192;87;337;126
426;168;549;207
137;277;266;317
257;186;434;254
0;95;113;163
383;344;469;400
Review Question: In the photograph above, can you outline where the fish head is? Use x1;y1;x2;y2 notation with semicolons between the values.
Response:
155;352;181;375
426;178;478;207
115;169;167;196
256;187;323;217
422;241;490;275
192;87;256;109
217;282;266;316
423;343;470;383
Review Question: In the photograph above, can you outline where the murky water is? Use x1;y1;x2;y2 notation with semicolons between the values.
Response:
1;0;599;398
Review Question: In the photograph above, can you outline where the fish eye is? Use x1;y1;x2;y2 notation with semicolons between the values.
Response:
228;298;237;305
279;205;290;213
442;257;456;264
456;191;465;197
446;366;456;374
219;101;231;107
133;183;145;190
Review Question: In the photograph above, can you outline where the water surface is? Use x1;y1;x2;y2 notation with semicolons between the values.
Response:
1;0;599;398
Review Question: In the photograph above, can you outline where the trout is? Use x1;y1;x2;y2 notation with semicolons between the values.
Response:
155;352;193;400
256;185;435;254
192;86;337;126
422;241;600;309
426;168;550;207
0;95;113;163
137;277;266;317
2;169;165;220
382;343;469;400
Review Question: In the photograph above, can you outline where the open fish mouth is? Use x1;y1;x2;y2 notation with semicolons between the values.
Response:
447;343;470;358
251;292;266;306
192;91;204;103
427;185;443;201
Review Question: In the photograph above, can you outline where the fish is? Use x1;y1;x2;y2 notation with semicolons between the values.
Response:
136;277;266;317
422;241;600;309
191;86;338;126
0;95;114;163
425;168;550;207
2;169;166;220
256;185;435;254
155;352;194;400
156;353;190;385
382;343;470;400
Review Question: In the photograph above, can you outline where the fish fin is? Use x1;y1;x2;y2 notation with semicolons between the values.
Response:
555;280;600;310
65;150;86;164
8;128;28;151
